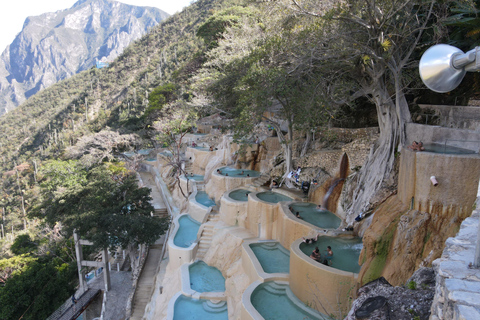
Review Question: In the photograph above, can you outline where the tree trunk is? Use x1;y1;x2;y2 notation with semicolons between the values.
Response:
346;80;409;222
301;130;313;158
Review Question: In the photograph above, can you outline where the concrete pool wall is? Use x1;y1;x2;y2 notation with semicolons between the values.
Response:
245;193;316;248
206;171;258;202
219;189;249;228
289;238;358;319
398;146;480;217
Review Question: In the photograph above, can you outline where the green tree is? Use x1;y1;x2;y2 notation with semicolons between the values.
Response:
36;163;168;251
272;0;448;218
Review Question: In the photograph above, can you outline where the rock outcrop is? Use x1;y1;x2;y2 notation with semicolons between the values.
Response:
0;0;168;115
346;268;435;320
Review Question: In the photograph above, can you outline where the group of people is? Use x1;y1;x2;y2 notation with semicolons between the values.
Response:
302;235;333;266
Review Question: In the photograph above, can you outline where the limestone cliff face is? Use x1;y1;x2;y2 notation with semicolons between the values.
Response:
358;194;472;286
0;0;168;115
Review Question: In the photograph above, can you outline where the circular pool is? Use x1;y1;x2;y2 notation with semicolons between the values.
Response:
299;237;362;273
228;189;251;201
217;167;260;178
290;202;341;229
257;191;292;203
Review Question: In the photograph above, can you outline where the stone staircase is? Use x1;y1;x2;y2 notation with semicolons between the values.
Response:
130;243;163;320
250;174;270;189
196;212;220;260
153;207;168;218
184;161;193;174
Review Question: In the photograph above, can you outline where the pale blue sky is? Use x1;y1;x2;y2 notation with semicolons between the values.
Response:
0;0;194;52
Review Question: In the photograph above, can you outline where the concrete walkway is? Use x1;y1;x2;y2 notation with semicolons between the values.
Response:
139;171;167;216
130;243;163;320
130;170;168;319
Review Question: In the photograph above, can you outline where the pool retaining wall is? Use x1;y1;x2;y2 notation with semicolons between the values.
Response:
289;238;358;319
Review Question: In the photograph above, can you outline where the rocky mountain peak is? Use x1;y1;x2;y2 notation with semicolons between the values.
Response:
0;0;169;115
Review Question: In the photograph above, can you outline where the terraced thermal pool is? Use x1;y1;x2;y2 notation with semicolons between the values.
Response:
189;261;225;292
228;189;251;201
300;237;363;273
173;215;200;248
257;192;292;203
290;202;341;229
251;282;329;320
217;167;260;177
249;242;290;274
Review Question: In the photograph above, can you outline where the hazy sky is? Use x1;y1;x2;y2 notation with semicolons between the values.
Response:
0;0;194;52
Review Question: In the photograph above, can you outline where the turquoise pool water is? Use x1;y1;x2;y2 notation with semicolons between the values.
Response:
218;167;260;178
250;242;290;274
290;202;341;229
257;192;292;203
189;261;226;292
251;282;329;320
196;191;215;207
137;149;153;155
146;158;156;161
174;295;228;320
173;215;200;248
228;189;251;201
300;237;363;273
421;143;475;154
185;174;204;181
193;146;211;151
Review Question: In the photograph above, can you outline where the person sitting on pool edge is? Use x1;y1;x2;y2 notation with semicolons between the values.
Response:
302;234;319;244
295;212;303;219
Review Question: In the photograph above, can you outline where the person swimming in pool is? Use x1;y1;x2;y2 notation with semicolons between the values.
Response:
326;246;333;265
295;212;303;219
310;247;322;262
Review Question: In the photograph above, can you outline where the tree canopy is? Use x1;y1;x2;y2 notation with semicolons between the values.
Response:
35;162;169;250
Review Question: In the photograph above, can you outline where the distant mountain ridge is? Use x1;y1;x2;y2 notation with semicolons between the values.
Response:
0;0;169;115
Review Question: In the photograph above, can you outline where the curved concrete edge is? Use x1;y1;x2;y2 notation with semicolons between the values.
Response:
180;261;227;301
241;239;290;283
166;292;182;320
241;280;264;320
219;188;249;227
168;214;199;269
284;285;329;319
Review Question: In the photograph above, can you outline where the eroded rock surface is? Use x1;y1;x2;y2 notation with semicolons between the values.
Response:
346;268;435;320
